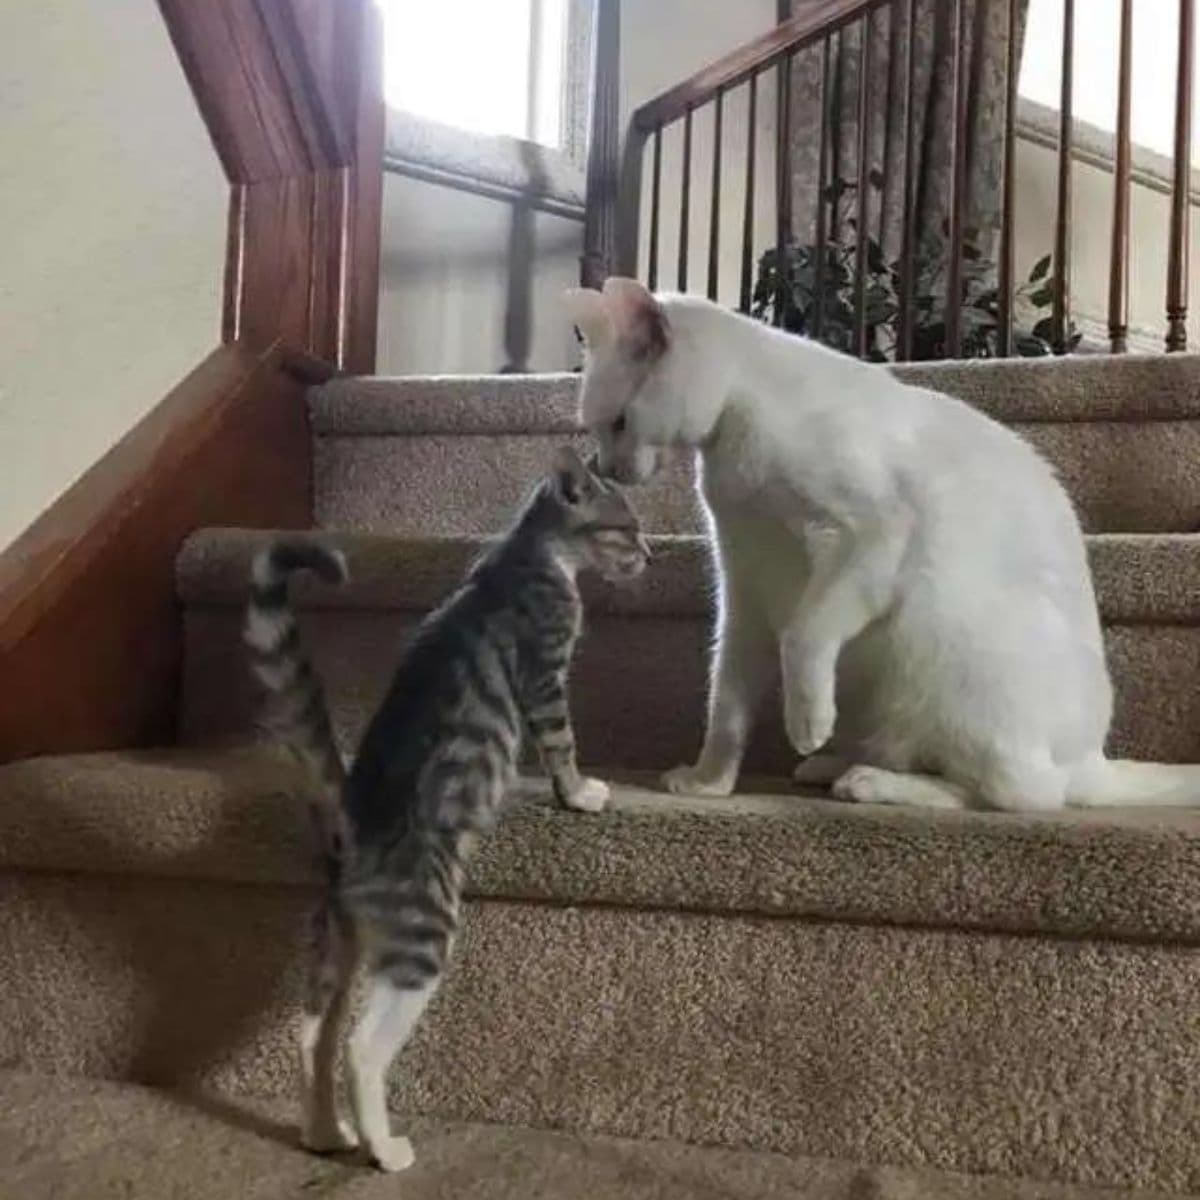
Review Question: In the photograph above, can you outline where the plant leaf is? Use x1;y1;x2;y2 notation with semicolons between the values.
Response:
1028;253;1052;282
1029;283;1055;309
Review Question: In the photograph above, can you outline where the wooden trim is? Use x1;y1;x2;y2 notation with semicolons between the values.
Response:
342;0;385;373
157;0;384;370
0;341;320;763
580;0;621;287
619;0;882;273
1166;0;1195;352
0;1;382;761
384;156;587;221
631;0;879;133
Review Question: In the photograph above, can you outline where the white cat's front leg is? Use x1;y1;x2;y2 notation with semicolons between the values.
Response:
664;585;774;797
781;519;905;758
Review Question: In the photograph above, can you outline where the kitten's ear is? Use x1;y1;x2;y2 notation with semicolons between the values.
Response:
563;288;615;350
602;277;669;360
551;445;593;504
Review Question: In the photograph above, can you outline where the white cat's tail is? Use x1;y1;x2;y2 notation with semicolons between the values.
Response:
1066;757;1200;808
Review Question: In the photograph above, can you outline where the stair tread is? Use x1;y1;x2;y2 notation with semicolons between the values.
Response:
3;1070;1183;1200
3;746;1200;944
178;526;1200;624
310;354;1200;434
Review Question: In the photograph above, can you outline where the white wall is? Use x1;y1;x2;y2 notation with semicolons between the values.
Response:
0;0;226;550
376;0;778;375
1013;137;1200;350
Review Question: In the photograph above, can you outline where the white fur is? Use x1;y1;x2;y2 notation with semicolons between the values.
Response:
562;776;611;812
347;977;437;1171
243;605;290;653
299;1012;358;1153
567;285;1200;811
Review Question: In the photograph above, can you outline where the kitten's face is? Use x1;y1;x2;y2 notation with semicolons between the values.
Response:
549;447;650;582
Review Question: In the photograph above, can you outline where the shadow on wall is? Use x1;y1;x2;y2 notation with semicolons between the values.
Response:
377;174;584;376
500;142;559;375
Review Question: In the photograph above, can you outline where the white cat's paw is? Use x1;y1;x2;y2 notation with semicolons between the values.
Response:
563;777;610;812
662;764;735;797
785;700;836;758
369;1134;415;1173
301;1115;359;1155
831;765;883;804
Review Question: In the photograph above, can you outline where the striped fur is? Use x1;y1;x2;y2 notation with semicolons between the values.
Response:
245;539;349;881
248;447;648;1171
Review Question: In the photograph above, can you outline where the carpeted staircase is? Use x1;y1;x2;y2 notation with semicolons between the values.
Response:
3;354;1200;1199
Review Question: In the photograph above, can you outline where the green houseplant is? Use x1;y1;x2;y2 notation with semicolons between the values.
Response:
752;177;1080;360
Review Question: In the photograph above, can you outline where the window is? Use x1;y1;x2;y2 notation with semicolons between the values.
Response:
378;0;571;148
1019;0;1200;160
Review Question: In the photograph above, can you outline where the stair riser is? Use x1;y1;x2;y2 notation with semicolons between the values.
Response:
314;421;1200;536
3;869;1196;1192
179;608;1200;770
314;434;703;536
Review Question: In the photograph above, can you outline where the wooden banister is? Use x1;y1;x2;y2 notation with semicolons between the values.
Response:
618;0;882;278
158;0;384;371
631;0;879;134
0;0;386;761
0;341;321;763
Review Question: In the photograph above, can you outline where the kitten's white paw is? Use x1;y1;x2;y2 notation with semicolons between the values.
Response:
662;764;735;797
785;701;836;758
564;776;610;812
301;1115;359;1155
369;1134;415;1173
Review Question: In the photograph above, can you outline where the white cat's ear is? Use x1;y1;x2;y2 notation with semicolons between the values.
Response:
563;288;615;350
602;276;669;360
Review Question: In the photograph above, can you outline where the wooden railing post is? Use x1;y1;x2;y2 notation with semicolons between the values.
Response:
707;90;725;300
775;57;793;324
678;107;694;290
896;0;918;360
739;73;759;312
648;128;663;291
853;14;874;356
581;0;621;289
996;0;1019;357
1051;0;1075;354
1166;0;1195;351
615;125;649;277
945;0;970;358
1108;0;1134;354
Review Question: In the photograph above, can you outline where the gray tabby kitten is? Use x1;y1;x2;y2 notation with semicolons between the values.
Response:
244;447;649;1172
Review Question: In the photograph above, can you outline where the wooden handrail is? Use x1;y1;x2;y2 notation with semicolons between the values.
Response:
158;0;384;371
622;0;1192;360
631;0;880;134
618;0;883;276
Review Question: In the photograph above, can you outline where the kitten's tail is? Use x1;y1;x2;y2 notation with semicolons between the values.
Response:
245;539;350;877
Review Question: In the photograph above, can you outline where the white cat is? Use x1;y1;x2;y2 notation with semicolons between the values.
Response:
565;277;1200;811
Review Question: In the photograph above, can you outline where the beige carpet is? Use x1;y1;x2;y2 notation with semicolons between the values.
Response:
310;357;1200;535
173;528;1200;767
4;749;1200;943
1;1071;1192;1200
3;750;1200;1190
